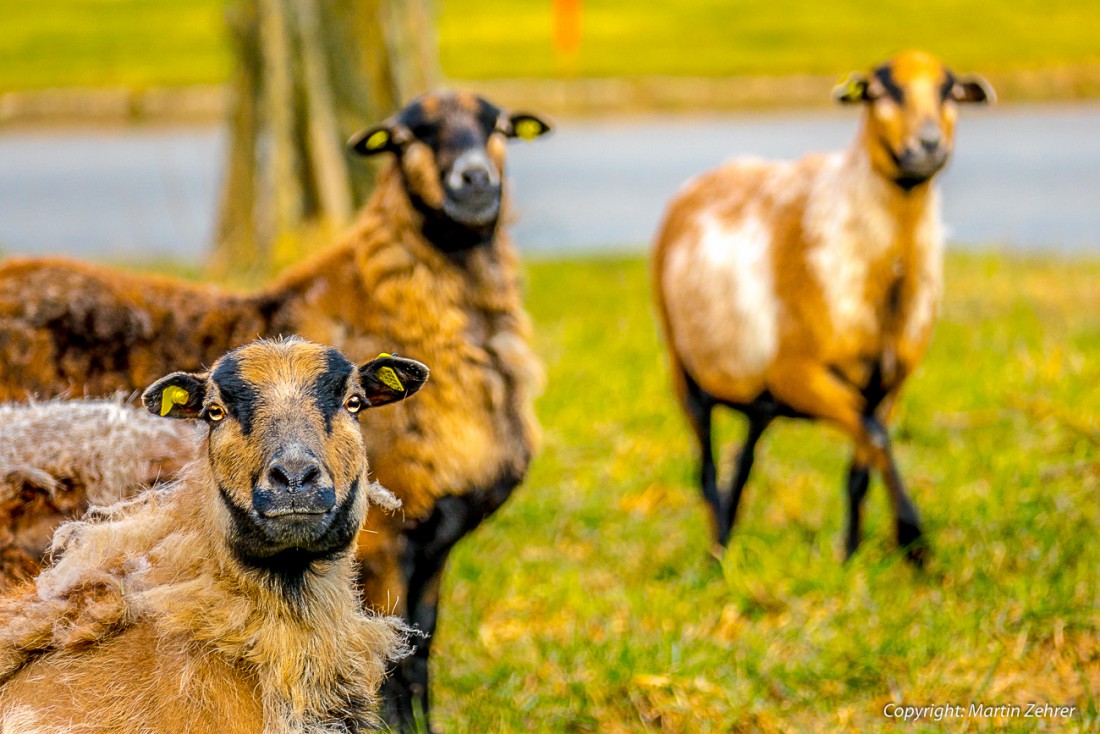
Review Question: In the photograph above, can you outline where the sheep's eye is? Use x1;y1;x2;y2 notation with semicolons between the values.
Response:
207;405;226;422
409;124;437;145
344;395;364;414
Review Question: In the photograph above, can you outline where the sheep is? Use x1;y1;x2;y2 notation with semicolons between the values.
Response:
652;50;994;564
0;399;195;590
0;89;552;729
0;337;430;733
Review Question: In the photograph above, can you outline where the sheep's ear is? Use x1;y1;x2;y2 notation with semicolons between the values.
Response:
833;72;870;104
142;372;208;420
952;73;995;104
348;124;401;157
502;112;553;140
358;354;429;407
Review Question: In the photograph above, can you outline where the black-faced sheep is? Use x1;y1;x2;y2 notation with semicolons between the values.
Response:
0;337;429;733
652;50;993;563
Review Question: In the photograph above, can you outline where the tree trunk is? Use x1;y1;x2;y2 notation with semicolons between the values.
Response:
211;0;440;281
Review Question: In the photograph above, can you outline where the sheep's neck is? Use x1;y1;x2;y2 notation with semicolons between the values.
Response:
369;165;525;331
843;136;940;259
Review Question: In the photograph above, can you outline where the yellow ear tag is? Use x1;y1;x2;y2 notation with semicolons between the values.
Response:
839;76;865;100
377;367;404;392
373;353;404;392
160;385;190;416
514;118;542;140
366;129;390;150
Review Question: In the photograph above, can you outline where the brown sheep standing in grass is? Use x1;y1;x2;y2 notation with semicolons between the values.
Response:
0;90;552;729
653;51;993;563
0;337;429;733
0;399;195;590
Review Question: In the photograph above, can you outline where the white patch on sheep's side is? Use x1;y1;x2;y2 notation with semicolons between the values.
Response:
664;210;778;385
805;150;896;336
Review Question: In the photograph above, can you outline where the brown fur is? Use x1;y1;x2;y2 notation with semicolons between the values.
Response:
0;112;540;558
0;338;422;733
0;90;550;728
653;51;992;556
0;400;196;590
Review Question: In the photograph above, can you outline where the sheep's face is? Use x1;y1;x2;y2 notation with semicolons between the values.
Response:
835;50;993;191
350;91;552;249
143;338;428;573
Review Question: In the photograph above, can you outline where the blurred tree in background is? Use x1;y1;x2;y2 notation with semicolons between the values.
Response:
212;0;439;278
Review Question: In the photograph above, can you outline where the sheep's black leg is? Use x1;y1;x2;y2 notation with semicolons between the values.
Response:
382;572;439;733
862;415;926;566
680;369;723;544
382;477;520;732
844;461;871;559
722;412;771;543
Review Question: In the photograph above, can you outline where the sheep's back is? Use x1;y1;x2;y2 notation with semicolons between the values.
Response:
653;156;821;403
0;257;264;400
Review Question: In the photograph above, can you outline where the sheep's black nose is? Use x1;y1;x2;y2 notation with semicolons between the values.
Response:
462;166;492;189
266;454;322;493
254;446;335;518
446;150;499;196
918;123;942;153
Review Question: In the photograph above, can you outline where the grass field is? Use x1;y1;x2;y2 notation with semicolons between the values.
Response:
422;252;1100;732
1;1;1100;91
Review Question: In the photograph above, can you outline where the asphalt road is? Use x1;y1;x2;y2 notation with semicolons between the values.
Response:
1;104;1097;261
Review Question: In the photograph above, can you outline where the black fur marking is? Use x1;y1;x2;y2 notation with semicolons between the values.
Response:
882;133;933;190
325;687;377;733
722;411;772;540
380;470;523;731
879;135;904;167
679;366;722;543
313;349;355;432
679;367;782;547
861;360;890;412
886;276;904;320
719;389;809;420
222;478;362;588
210;355;259;435
844;463;872;559
874;64;905;103
939;72;957;102
894;175;930;191
404;110;440;149
476;100;504;135
407;192;500;251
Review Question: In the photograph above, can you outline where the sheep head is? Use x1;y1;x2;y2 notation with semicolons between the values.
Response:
142;337;429;577
834;50;994;191
349;91;552;250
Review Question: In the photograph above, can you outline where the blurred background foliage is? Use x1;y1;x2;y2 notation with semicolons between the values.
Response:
1;0;1099;92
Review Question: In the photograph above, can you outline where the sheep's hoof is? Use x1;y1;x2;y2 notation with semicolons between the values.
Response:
842;543;860;563
707;541;726;564
897;522;928;568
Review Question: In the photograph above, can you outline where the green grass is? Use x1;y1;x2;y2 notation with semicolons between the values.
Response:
2;1;1100;91
439;0;1100;80
0;1;230;91
426;252;1099;732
